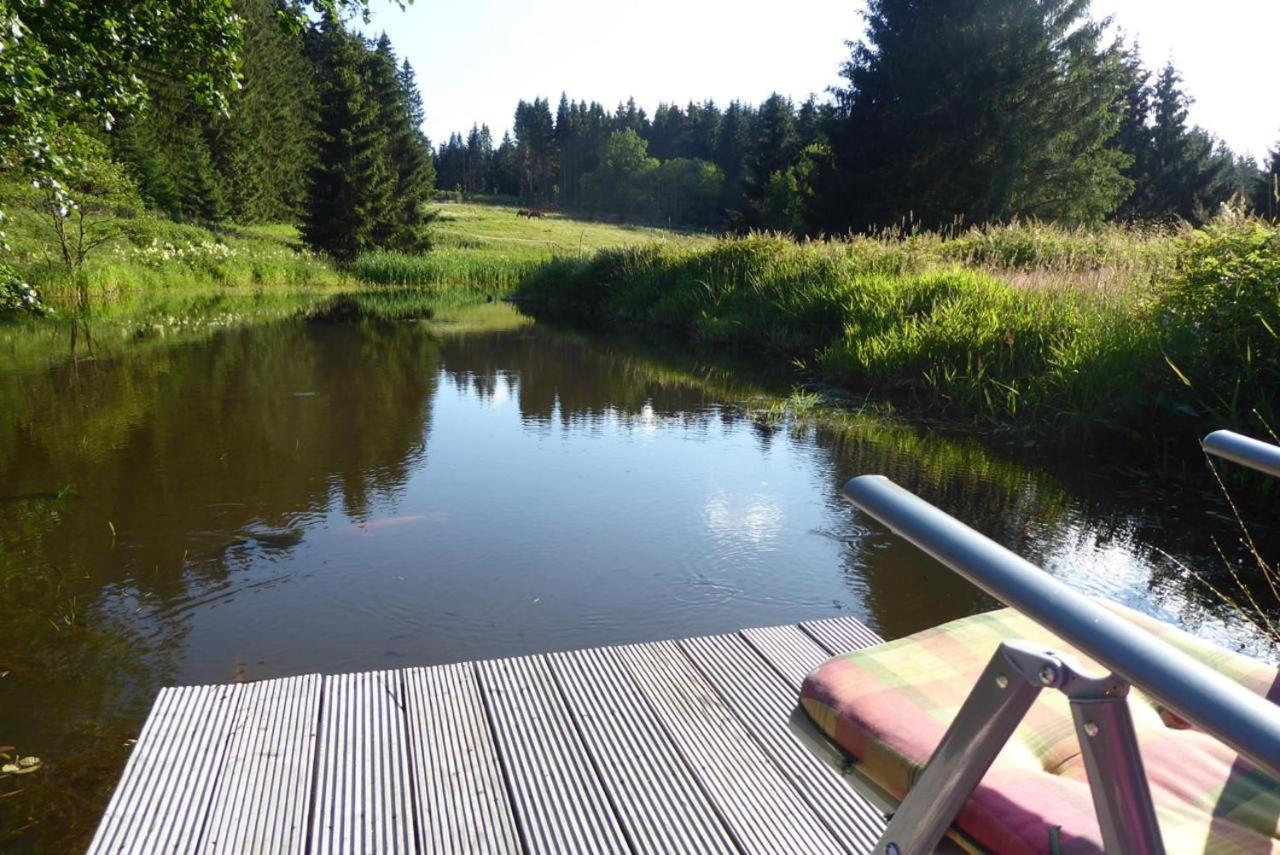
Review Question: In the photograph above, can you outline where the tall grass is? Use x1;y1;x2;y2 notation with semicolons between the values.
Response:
6;212;346;312
348;249;544;290
1;201;707;313
517;218;1280;448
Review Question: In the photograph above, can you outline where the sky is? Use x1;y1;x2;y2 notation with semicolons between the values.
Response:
365;0;1279;161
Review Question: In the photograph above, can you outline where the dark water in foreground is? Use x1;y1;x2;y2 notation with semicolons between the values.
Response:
0;302;1271;848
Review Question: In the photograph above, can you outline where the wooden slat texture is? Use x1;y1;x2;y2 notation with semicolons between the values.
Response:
683;632;887;852
200;674;322;854
802;615;885;655
88;684;242;855
477;655;629;854
621;640;845;854
549;646;737;854
93;617;896;854
311;670;416;854
402;663;521;855
740;624;837;689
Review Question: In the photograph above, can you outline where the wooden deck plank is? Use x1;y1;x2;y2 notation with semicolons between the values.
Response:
682;631;887;852
402;663;521;855
87;683;242;855
199;674;321;854
477;655;629;854
620;640;846;854
740;623;838;689
548;646;737;854
92;616;897;854
802;615;885;655
311;670;416;854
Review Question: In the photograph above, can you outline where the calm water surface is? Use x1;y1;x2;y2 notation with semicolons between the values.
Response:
0;302;1268;848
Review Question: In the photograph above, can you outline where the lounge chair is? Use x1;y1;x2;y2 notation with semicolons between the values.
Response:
800;430;1280;853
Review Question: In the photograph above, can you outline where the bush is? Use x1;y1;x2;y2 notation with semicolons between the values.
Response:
1157;220;1280;428
0;266;52;317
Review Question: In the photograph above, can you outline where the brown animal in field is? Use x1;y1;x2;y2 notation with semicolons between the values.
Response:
516;208;546;219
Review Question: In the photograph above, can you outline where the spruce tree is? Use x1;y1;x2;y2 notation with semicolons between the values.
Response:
215;0;317;222
648;104;687;161
1255;145;1280;221
492;132;522;196
1144;63;1236;222
554;94;582;205
436;133;466;192
1113;42;1154;220
397;58;437;200
113;76;228;222
513;99;557;202
715;101;754;225
796;96;825;150
614;98;648;137
464;124;493;194
823;0;1131;230
364;40;433;249
684;101;721;163
745;94;799;219
108;0;340;224
301;19;389;258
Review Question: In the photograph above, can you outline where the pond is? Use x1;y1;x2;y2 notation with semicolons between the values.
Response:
0;300;1271;849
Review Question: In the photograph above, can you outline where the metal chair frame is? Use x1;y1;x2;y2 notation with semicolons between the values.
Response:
843;430;1280;854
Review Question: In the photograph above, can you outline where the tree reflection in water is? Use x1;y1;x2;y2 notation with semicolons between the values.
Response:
0;302;1271;851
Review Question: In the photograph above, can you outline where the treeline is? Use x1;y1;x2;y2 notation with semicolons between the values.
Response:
435;94;818;230
12;0;433;261
439;0;1279;233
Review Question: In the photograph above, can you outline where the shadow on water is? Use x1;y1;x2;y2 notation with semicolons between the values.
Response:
0;298;1274;850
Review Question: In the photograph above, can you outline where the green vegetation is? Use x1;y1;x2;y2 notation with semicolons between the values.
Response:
517;216;1279;449
437;3;1275;235
0;0;379;311
5;0;1277;849
0;199;701;315
6;0;1278;321
0;200;710;375
5;191;1276;460
302;28;435;258
2;0;1276;452
351;200;708;286
2;206;343;311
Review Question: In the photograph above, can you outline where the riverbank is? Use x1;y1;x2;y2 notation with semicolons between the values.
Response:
2;200;704;317
6;202;1278;456
516;217;1280;453
0;201;702;369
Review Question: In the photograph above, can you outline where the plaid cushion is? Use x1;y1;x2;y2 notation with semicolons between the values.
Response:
800;605;1280;854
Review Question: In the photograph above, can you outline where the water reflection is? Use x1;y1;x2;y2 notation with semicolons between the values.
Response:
0;301;1271;850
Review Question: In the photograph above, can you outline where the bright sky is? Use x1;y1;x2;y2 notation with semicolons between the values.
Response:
366;0;1280;161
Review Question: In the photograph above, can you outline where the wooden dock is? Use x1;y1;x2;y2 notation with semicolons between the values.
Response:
88;617;889;854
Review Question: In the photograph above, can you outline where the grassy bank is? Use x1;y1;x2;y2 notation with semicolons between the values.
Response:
2;200;703;317
8;197;1278;453
349;201;710;288
517;217;1280;449
0;201;703;370
3;207;346;308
